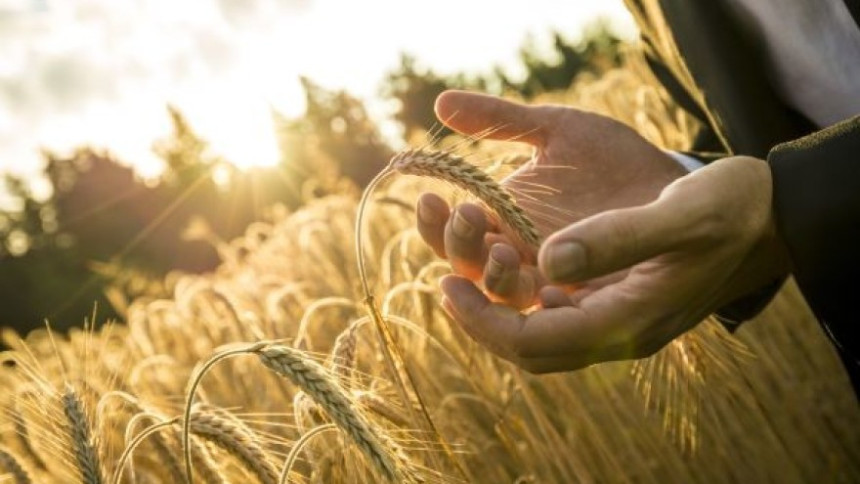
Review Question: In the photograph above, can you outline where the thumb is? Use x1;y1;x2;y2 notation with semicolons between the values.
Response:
538;199;690;283
435;90;547;145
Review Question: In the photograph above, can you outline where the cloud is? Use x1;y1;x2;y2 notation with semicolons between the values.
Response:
0;0;307;176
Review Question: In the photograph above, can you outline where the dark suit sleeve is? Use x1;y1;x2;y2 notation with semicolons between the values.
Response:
639;43;785;329
768;116;860;351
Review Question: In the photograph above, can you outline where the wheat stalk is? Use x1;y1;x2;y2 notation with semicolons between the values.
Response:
97;392;185;483
189;409;279;484
187;434;228;484
6;399;47;472
356;391;409;428
112;418;179;484
123;412;186;483
389;148;541;249
63;384;104;484
255;344;401;482
279;423;337;484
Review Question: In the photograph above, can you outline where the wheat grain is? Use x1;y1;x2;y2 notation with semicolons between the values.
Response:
388;148;541;249
189;409;279;484
63;384;104;484
255;344;400;481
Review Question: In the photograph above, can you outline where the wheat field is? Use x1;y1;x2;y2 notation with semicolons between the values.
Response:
0;60;858;483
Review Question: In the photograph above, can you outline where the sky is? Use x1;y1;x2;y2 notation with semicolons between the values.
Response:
0;0;635;190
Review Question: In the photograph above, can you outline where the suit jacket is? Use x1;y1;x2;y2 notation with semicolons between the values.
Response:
623;0;860;392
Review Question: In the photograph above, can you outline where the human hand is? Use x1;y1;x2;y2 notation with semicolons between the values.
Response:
441;155;791;372
418;90;686;308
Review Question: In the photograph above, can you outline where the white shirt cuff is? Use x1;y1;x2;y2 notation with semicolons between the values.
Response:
665;151;705;172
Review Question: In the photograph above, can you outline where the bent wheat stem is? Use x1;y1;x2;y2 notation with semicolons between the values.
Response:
112;418;179;484
182;341;269;484
279;423;337;484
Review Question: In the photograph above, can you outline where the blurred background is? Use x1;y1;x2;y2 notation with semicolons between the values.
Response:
0;0;634;333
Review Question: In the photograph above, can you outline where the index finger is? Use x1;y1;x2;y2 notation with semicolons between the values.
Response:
435;91;549;146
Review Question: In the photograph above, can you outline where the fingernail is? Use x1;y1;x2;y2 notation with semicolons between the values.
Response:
451;210;476;238
486;255;505;278
418;201;439;224
545;242;586;281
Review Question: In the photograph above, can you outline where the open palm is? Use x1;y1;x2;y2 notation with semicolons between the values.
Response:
417;90;686;308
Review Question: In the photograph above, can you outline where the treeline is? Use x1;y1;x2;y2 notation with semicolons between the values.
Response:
0;24;623;334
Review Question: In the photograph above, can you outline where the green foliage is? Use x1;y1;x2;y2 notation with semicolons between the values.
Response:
511;22;623;98
288;77;392;188
382;55;478;141
152;105;219;187
382;21;624;137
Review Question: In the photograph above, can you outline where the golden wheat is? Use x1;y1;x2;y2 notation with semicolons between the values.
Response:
188;409;280;484
389;148;541;249
255;344;402;482
0;60;857;484
63;385;104;484
0;445;31;484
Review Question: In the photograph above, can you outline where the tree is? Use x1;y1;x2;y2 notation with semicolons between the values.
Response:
277;78;392;191
381;22;624;136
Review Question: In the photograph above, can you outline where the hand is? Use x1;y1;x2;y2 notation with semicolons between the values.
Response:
441;156;791;373
417;91;791;373
418;90;687;309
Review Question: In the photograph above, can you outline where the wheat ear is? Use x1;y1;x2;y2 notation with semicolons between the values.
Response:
63;384;103;484
255;344;400;481
189;409;279;484
389;148;541;249
0;446;31;484
329;319;361;388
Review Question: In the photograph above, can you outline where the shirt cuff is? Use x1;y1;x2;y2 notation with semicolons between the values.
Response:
665;151;706;172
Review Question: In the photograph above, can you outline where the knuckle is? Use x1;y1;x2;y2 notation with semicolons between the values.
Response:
696;207;734;242
606;211;642;258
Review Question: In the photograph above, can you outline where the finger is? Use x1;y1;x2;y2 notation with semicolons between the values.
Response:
538;197;693;284
435;90;549;145
416;192;450;258
441;274;663;362
440;275;524;360
538;286;573;309
444;203;490;281
483;243;541;309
